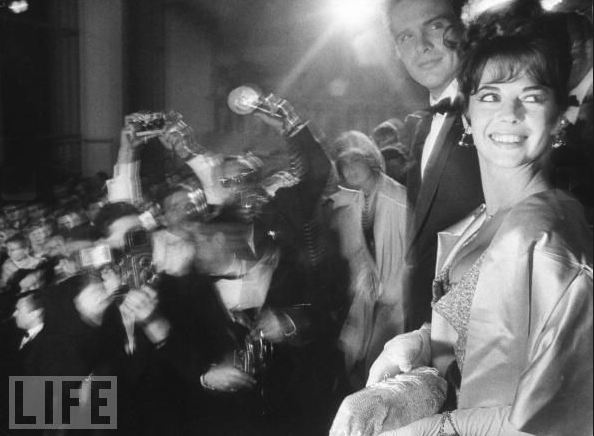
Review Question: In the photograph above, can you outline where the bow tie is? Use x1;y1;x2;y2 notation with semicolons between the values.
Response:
19;332;33;349
567;95;580;107
428;97;462;115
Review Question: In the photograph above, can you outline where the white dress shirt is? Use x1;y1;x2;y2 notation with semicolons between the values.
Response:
19;323;44;349
106;161;143;205
420;80;460;179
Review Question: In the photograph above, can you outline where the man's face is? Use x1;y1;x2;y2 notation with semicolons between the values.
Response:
3;205;25;224
163;190;191;228
29;226;50;246
389;0;460;97
13;297;41;331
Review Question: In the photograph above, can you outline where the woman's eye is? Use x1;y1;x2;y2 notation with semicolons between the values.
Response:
522;94;546;103
477;93;499;102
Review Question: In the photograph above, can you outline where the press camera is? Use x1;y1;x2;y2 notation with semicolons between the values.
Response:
78;227;157;290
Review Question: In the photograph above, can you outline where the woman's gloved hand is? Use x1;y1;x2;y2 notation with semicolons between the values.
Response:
367;323;431;386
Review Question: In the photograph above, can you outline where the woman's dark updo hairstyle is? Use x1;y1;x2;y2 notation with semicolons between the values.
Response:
458;0;572;110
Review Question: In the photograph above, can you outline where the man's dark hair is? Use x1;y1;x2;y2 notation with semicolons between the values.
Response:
6;232;28;248
17;290;46;312
459;3;572;110
383;0;464;40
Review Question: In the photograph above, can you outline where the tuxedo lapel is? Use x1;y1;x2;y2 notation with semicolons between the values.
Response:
405;111;432;204
411;113;461;244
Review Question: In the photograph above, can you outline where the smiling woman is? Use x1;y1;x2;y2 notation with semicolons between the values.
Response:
459;16;571;204
344;3;592;436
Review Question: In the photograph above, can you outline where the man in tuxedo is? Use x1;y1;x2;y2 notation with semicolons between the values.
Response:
11;291;86;377
551;11;593;224
385;0;484;329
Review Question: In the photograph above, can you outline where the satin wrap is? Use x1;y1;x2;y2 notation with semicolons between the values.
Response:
432;190;593;436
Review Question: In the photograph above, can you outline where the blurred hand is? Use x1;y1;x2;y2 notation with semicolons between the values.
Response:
253;94;301;135
202;364;257;393
123;286;171;344
55;258;78;278
250;308;294;343
120;124;154;150
158;114;204;159
367;325;431;386
122;286;159;324
74;283;110;326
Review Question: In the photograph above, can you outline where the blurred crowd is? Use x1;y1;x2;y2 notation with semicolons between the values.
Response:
0;1;592;436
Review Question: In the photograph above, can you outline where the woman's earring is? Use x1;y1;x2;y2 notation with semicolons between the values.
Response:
458;125;473;147
552;117;570;149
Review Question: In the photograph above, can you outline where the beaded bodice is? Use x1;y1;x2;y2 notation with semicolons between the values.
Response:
432;252;486;372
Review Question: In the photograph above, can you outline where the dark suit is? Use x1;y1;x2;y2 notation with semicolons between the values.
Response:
230;125;347;435
405;109;483;329
14;327;86;376
551;86;593;224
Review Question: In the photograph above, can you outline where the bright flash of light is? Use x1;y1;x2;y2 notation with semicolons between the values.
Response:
8;0;28;13
329;0;378;27
462;0;514;22
541;0;563;11
463;0;565;22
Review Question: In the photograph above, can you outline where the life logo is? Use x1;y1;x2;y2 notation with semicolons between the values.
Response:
9;376;117;429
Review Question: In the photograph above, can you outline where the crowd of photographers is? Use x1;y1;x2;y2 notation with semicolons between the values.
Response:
0;95;357;436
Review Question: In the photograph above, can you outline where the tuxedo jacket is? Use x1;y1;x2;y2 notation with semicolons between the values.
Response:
404;109;483;329
9;326;86;377
551;88;593;223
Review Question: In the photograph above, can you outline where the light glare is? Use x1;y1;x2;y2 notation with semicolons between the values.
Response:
8;0;28;13
330;0;376;27
541;0;563;11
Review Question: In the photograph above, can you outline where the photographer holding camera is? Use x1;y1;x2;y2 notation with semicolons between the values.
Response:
91;94;348;435
158;91;349;435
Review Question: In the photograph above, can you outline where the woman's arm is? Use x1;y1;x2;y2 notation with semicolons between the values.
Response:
379;406;531;436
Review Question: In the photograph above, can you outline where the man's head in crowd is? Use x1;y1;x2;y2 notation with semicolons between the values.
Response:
385;0;462;98
74;274;111;326
190;220;254;275
28;220;51;249
13;292;45;331
372;117;412;183
6;233;30;263
26;201;48;223
563;11;593;90
157;174;208;230
3;203;28;229
94;202;142;249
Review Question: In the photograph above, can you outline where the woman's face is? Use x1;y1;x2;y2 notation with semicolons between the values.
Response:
29;226;49;246
7;242;28;262
467;62;561;170
339;155;374;190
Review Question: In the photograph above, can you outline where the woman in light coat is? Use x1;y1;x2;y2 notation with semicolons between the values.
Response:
329;130;412;390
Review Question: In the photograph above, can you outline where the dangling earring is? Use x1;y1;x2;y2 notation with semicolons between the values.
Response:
458;125;473;147
552;117;570;149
